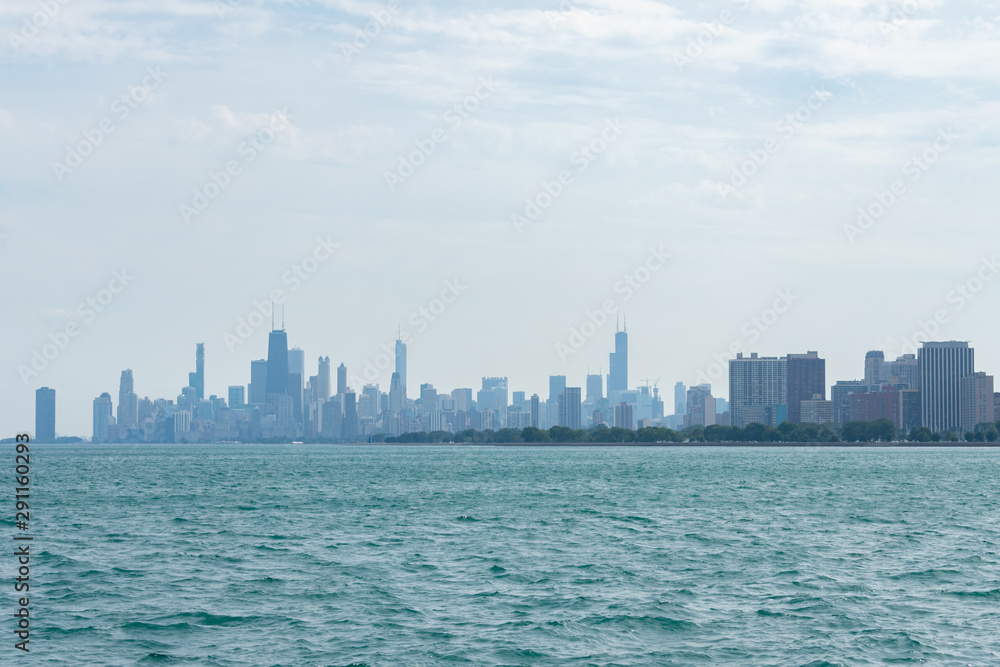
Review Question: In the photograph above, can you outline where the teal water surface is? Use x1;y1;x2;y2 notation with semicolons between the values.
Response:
13;445;1000;665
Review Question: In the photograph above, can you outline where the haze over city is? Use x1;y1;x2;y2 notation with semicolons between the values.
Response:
3;0;999;436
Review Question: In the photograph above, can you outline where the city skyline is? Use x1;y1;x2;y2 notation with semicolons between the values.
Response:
22;315;1000;440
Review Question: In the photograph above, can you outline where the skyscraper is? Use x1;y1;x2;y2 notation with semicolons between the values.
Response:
530;394;540;428
548;375;566;403
919;341;974;433
188;343;205;400
608;322;628;400
674;381;687;416
960;371;994;431
317;356;331;402
288;347;305;425
35;387;55;443
228;385;245;408
882;354;920;390
118;369;138;429
729;353;787;427
686;384;716;427
93;392;113;443
864;350;884;387
389;372;405;413
249;359;268;406
337;363;347;395
613;401;633;429
395;334;407;399
786;351;825;424
558;387;582;429
586;374;603;403
265;329;289;397
342;390;358;440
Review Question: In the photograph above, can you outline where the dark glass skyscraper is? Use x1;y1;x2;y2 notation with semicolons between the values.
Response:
337;363;347;395
249;359;268;405
188;343;205;400
35;387;55;443
265;329;289;396
786;351;825;424
395;335;407;399
608;324;628;399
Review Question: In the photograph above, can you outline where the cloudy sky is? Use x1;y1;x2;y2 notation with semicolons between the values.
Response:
2;0;999;436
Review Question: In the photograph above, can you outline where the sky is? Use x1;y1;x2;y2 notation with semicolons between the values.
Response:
2;0;999;437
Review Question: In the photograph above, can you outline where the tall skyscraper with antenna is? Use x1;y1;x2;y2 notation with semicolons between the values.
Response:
395;328;407;400
188;343;205;399
265;307;289;397
608;316;628;401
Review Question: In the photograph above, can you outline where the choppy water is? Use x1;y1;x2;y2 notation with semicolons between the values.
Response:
13;445;1000;665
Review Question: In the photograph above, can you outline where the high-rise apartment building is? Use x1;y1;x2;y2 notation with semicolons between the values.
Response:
35;387;55;443
686;384;716;427
613;401;634;430
93;392;113;443
786;351;825;424
919;341;974;433
558;387;582;429
729;353;787;427
960;372;994;431
864;350;884;386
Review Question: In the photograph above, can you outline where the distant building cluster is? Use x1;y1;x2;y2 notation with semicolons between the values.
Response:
29;323;1000;443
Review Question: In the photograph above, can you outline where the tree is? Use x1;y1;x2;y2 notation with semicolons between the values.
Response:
871;418;896;443
548;426;577;442
521;427;549;443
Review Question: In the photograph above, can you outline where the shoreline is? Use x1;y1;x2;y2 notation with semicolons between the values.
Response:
16;441;1000;448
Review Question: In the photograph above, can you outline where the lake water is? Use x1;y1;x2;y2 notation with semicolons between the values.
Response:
18;444;1000;665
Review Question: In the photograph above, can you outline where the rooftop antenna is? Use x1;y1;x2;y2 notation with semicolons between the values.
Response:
624;312;627;333
271;300;275;331
616;313;620;332
281;305;285;331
